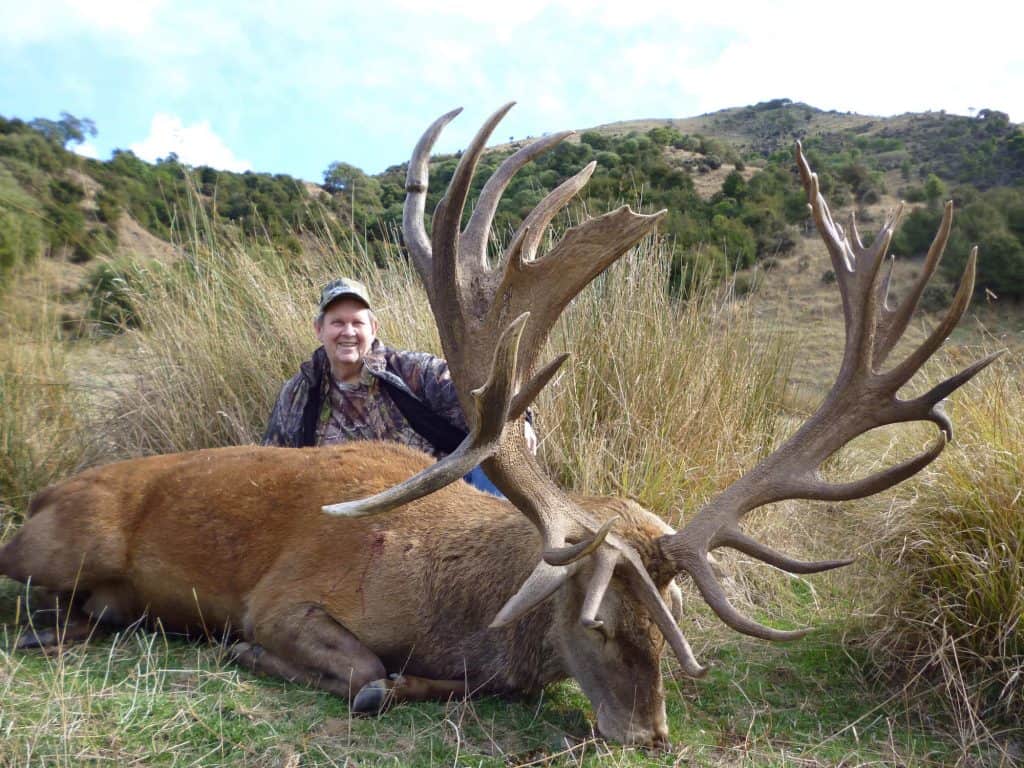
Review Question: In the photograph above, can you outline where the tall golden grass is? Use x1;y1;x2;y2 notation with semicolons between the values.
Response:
0;281;90;526
864;351;1024;738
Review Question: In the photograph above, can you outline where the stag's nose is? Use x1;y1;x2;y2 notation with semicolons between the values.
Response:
597;709;671;750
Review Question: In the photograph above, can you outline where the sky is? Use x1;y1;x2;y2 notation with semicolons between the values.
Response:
2;0;1021;182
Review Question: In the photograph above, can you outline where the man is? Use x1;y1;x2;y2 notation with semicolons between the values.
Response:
262;277;536;494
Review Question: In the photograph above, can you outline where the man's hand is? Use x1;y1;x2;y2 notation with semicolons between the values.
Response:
524;420;538;455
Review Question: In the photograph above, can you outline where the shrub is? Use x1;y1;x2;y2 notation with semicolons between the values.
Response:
919;281;955;313
731;272;758;296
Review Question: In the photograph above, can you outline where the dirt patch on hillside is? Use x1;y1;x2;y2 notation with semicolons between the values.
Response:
115;215;179;264
66;169;102;213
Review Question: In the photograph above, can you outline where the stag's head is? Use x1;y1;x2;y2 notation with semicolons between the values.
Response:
545;498;683;746
324;105;999;746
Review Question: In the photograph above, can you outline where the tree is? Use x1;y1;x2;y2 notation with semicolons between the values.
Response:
28;112;97;147
322;161;367;194
322;161;384;233
721;170;747;201
924;173;947;207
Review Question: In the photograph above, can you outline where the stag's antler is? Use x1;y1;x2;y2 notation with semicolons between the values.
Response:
655;142;1002;648
324;109;997;679
323;105;710;676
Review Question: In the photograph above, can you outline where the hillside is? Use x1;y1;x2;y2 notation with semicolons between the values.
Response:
2;101;1023;333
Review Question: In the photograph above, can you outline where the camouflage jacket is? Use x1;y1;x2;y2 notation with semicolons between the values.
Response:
261;340;469;457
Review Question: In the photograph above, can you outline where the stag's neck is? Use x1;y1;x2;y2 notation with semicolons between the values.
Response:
403;505;571;692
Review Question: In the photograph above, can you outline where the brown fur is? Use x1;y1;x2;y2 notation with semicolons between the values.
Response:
0;442;678;745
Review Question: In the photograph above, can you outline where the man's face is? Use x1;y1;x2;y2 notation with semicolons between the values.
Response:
315;297;378;382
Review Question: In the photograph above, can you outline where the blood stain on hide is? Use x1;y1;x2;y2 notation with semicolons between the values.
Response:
356;529;387;614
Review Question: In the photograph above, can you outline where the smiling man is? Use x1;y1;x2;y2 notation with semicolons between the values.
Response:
262;278;533;493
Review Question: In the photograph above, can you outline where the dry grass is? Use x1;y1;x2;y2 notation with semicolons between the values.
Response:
0;274;92;523
87;233;438;458
859;352;1024;752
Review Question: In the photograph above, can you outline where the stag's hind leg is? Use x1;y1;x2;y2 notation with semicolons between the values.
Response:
12;588;101;650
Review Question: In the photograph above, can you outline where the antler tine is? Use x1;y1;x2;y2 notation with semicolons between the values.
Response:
580;547;618;628
686;548;810;641
794;432;947;502
717;527;853;574
543;515;619;566
903;350;1005;437
431;103;515;284
883;247;977;391
847;210;864;252
795;142;853;278
620;550;707;677
506;162;598;266
490;560;577;628
655;143;998;650
404;107;463;286
875;201;950;364
463;130;576;263
322;313;531;517
510;353;569;420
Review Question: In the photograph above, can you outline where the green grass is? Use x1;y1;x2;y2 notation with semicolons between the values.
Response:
0;569;978;766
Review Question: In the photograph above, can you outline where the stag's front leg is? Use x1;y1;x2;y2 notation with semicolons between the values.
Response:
235;601;467;712
235;601;386;699
350;674;468;713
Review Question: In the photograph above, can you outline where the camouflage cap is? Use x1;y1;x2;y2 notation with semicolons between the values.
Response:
318;277;372;313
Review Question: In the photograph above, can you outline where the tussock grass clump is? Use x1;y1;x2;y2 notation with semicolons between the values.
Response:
90;235;437;457
541;241;790;522
865;353;1024;735
0;283;90;523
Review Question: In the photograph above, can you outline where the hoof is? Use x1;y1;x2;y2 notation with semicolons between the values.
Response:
228;640;251;658
227;641;260;668
352;679;390;714
15;627;60;650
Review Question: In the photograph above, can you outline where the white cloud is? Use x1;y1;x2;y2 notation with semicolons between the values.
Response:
3;0;1021;178
72;140;100;160
130;114;251;171
0;0;165;44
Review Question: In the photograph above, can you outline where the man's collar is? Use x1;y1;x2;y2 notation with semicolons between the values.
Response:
361;338;388;373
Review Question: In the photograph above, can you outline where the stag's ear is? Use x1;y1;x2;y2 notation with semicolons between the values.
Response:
668;580;684;623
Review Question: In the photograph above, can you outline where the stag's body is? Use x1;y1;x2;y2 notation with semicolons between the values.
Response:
1;442;675;743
